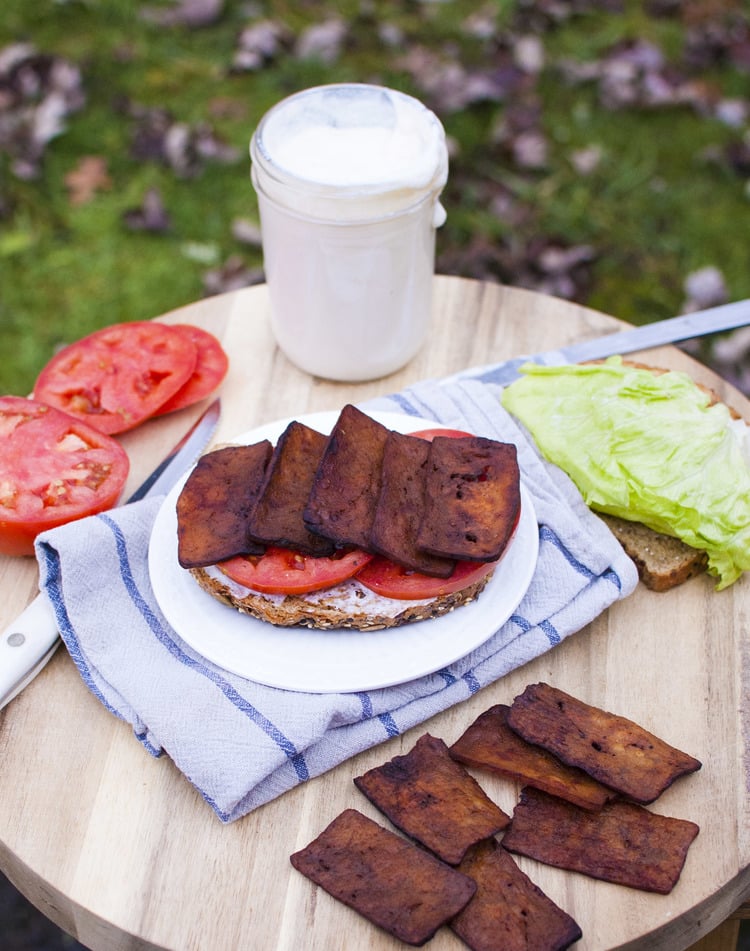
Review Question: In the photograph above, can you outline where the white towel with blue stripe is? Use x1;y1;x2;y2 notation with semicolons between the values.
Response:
35;377;638;823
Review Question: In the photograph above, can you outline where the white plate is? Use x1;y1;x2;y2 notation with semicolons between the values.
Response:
148;411;539;694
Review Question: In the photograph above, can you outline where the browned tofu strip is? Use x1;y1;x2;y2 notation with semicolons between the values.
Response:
354;733;510;866
451;839;582;951
370;431;455;577
176;442;272;568
303;404;390;549
506;683;702;805
450;704;616;811
502;787;699;894
290;808;476;946
417;436;521;562
247;421;335;556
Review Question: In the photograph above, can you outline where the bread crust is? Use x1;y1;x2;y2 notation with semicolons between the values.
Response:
190;565;494;631
598;515;708;592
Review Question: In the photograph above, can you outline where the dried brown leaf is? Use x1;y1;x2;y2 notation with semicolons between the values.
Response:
64;155;112;206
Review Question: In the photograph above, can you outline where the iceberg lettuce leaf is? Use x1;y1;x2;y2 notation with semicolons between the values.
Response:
501;357;750;589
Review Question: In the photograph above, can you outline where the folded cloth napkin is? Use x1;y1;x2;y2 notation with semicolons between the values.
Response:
35;377;638;823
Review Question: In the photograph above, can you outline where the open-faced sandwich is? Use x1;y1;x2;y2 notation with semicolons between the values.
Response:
175;404;522;630
501;357;750;591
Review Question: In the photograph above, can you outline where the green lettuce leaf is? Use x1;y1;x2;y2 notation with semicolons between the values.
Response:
501;357;750;589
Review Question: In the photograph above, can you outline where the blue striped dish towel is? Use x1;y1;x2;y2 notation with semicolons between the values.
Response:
35;377;638;823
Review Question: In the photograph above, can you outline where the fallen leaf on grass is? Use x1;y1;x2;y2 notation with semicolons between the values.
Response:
64;155;112;205
0;43;85;180
127;102;240;177
122;187;171;232
202;255;264;295
231;218;262;246
294;19;349;64
232;20;293;71
398;45;529;113
681;265;728;313
140;0;225;28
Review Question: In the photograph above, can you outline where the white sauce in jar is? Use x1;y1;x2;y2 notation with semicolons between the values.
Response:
250;84;449;381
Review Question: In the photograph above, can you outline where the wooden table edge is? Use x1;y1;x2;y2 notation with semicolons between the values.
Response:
1;277;748;951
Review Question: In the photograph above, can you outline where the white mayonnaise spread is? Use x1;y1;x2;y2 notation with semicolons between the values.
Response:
203;564;432;620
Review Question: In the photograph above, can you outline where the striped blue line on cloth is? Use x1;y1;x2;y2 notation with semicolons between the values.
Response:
352;697;402;738
601;566;624;591
99;513;310;784
508;612;561;647
377;711;400;737
539;524;595;581
463;669;482;693
383;392;422;416
38;542;127;726
540;524;625;593
134;729;162;757
356;691;373;719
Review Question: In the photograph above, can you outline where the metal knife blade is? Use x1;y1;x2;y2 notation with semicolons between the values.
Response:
451;297;750;387
0;397;221;710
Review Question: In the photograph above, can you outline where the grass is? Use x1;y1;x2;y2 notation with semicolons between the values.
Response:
2;0;749;395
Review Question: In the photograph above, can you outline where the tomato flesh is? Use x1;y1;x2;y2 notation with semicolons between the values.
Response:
33;321;198;434
218;547;374;595
0;396;130;556
411;427;473;440
355;556;498;600
153;323;229;415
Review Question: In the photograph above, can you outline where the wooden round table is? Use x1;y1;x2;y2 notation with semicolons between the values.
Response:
1;276;748;951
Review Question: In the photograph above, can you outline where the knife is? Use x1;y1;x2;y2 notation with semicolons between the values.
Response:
0;397;221;710
450;297;750;386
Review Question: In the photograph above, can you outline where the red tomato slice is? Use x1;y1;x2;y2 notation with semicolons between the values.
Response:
411;427;473;440
217;547;374;596
355;556;497;601
33;321;198;434
0;396;130;556
153;324;229;415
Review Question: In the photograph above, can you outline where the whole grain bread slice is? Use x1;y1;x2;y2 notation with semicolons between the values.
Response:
599;514;708;592
190;565;494;631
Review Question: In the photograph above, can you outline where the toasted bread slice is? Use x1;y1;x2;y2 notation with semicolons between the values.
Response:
190;564;495;631
599;514;708;592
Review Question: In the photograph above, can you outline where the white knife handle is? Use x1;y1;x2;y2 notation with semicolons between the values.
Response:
0;594;60;710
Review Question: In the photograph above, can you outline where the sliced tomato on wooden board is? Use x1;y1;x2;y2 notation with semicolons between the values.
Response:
355;556;498;601
218;547;373;596
153;324;229;416
33;321;198;434
0;396;130;556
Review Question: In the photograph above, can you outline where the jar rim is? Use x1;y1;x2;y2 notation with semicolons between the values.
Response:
249;82;448;205
251;164;445;226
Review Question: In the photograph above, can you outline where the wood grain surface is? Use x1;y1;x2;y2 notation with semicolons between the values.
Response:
0;276;748;951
